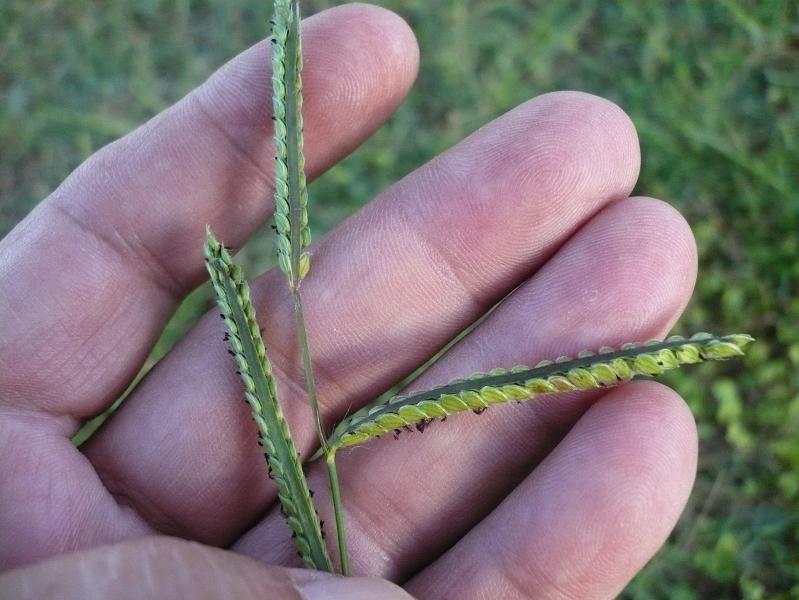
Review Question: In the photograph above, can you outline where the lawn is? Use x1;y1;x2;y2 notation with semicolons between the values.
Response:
1;0;797;597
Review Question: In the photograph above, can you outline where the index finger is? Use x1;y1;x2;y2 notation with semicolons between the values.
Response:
0;4;419;421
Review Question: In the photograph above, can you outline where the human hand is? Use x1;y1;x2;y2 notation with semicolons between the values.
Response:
0;4;699;599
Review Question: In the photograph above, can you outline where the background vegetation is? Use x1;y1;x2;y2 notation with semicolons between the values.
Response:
1;0;797;597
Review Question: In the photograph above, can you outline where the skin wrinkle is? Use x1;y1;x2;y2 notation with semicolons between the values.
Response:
1;425;149;568
392;197;485;316
99;363;270;541
0;231;160;420
496;541;578;600
97;460;180;538
48;200;183;300
61;110;237;291
57;313;140;418
188;90;275;201
407;96;639;296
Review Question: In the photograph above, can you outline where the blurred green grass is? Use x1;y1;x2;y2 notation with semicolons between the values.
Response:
2;0;798;596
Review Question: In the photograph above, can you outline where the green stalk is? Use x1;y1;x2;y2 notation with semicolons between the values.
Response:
293;292;326;455
326;450;350;576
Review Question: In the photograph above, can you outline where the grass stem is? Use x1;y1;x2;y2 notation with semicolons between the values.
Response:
292;290;327;453
326;450;350;576
294;289;350;573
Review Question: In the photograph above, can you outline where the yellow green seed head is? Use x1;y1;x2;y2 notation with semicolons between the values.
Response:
319;333;754;456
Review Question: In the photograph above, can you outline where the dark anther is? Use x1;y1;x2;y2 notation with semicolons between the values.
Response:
309;489;314;497
403;425;413;433
235;370;241;375
227;349;236;356
291;531;296;538
220;313;225;319
473;407;487;415
393;429;401;440
415;418;432;433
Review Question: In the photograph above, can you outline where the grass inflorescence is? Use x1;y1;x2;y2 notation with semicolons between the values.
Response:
271;0;310;286
207;0;756;583
205;228;332;572
7;0;788;593
322;333;754;454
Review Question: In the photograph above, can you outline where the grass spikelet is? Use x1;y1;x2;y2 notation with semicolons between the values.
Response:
271;0;310;287
205;227;332;572
321;333;754;455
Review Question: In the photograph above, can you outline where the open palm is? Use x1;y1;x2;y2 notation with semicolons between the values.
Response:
0;5;699;599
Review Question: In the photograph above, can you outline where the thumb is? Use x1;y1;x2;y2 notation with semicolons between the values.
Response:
0;536;414;600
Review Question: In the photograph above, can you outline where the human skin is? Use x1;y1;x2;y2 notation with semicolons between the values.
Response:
0;4;699;599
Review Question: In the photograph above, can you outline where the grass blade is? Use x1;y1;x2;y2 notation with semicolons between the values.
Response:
205;227;332;572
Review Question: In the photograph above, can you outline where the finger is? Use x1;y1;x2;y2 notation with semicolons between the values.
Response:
0;3;419;419
0;536;414;600
85;92;641;543
405;382;698;599
234;196;697;579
